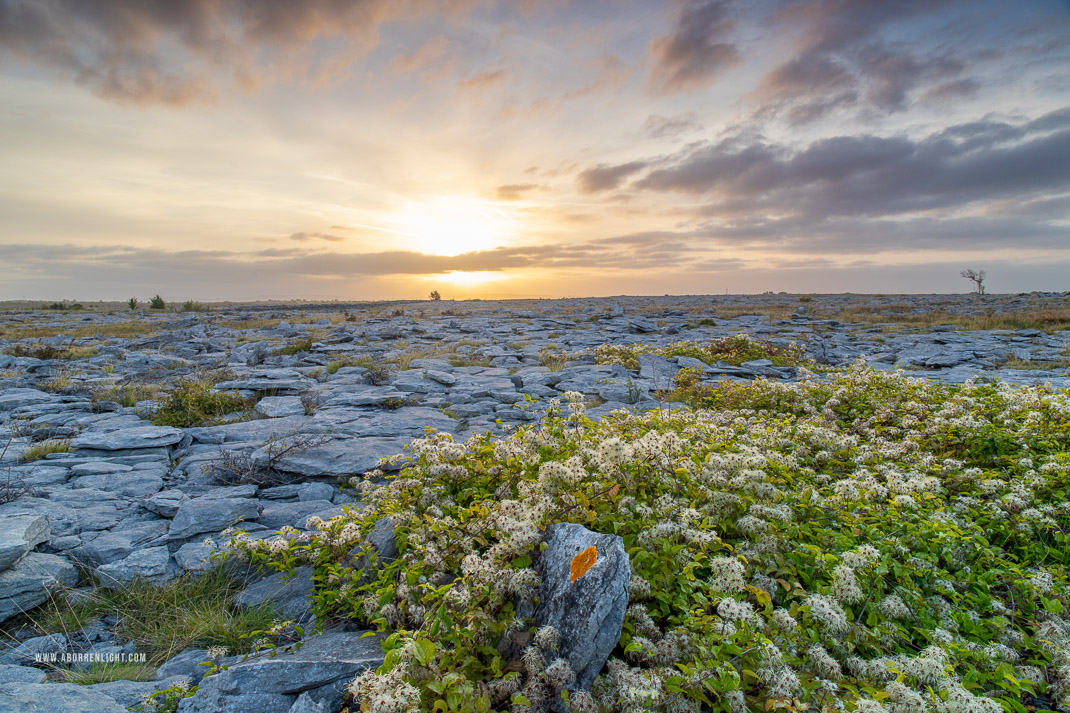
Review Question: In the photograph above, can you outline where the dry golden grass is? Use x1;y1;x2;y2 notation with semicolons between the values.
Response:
0;320;158;340
215;317;283;330
715;303;797;320
821;305;1070;332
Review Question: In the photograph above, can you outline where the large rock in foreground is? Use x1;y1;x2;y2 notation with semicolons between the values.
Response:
534;522;630;691
0;682;129;713
168;497;262;540
176;632;385;713
0;553;78;623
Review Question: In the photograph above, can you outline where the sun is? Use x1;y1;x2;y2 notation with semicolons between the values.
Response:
392;195;519;256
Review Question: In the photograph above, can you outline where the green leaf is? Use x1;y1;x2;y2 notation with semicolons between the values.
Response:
414;638;437;666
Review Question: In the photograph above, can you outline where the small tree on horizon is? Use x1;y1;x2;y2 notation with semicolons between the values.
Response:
149;294;166;309
429;290;442;301
960;269;987;295
127;297;138;311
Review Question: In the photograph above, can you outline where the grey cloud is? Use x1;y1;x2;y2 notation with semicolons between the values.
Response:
689;213;1070;255
0;234;728;299
647;0;741;94
634;108;1070;222
751;0;988;124
0;0;470;105
576;161;649;193
920;78;980;104
642;113;703;139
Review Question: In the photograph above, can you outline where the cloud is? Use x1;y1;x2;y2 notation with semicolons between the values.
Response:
632;107;1070;222
388;33;454;81
458;69;507;92
642;113;703;139
495;184;540;201
647;0;741;94
289;231;346;242
576;160;649;193
0;0;471;105
747;0;984;124
0;232;738;300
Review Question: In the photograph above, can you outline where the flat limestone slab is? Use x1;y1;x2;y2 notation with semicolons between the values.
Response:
0;552;79;623
0;682;129;713
71;425;183;451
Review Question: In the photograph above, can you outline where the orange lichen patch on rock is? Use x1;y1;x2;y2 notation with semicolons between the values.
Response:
570;545;598;582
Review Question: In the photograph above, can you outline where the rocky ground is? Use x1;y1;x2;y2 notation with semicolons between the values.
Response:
0;292;1067;712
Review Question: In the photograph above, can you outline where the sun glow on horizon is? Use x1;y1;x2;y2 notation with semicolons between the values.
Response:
392;196;520;257
434;270;509;287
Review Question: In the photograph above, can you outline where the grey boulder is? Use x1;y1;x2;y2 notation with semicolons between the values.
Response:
262;437;407;477
0;682;129;713
0;634;67;666
637;352;677;385
233;566;315;624
168;497;262;540
0;665;46;684
255;396;307;419
96;546;175;586
534;522;630;692
176;632;385;713
85;677;189;710
0;515;49;571
0;553;79;623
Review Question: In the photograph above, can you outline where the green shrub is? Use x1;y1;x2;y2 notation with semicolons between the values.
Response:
537;349;569;370
592;334;812;371
128;297;139;311
365;365;392;385
180;300;210;313
148;295;166;309
150;381;250;428
230;365;1070;712
274;337;314;356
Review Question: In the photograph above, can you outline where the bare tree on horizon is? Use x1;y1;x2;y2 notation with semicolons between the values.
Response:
961;269;987;295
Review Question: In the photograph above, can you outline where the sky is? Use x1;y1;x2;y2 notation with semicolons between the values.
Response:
1;0;1068;300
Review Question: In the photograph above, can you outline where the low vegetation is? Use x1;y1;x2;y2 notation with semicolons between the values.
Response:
204;434;327;487
26;567;280;666
591;334;813;371
53;661;157;684
274;336;314;356
181;300;210;313
4;344;98;360
447;354;492;368
231;365;1070;713
0;320;157;341
18;439;71;463
43;301;84;311
150;374;251;428
93;383;166;408
822;305;1070;333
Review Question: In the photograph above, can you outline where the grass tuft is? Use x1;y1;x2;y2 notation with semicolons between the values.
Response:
27;566;280;666
18;440;71;463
